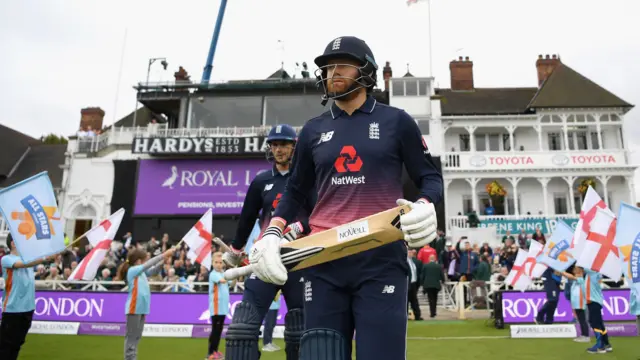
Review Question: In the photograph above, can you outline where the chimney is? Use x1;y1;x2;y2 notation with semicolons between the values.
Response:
450;56;474;91
80;107;105;131
536;54;561;86
383;61;392;92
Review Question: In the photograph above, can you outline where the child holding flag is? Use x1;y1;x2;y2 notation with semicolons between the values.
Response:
580;269;612;353
560;266;590;343
0;234;59;360
207;252;230;360
116;247;175;360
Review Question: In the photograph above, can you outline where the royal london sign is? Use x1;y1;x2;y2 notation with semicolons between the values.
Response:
459;151;625;170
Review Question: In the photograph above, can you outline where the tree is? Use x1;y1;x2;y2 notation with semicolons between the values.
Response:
40;134;68;145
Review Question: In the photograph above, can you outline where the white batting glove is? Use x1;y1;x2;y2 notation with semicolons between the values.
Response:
222;246;244;268
282;221;303;242
396;198;438;248
249;227;288;285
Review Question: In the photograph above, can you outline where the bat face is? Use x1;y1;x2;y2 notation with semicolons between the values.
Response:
279;204;410;272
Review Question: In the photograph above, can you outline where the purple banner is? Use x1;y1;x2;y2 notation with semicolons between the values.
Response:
0;291;287;325
502;289;635;323
134;159;271;215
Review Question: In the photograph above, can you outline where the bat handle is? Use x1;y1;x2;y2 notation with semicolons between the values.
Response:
224;264;254;281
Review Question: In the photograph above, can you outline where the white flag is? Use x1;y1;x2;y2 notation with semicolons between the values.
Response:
69;209;125;280
182;209;213;270
505;249;532;291
571;186;612;259
576;207;622;280
524;240;547;278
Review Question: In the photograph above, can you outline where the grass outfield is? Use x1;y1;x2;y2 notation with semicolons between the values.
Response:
20;320;637;360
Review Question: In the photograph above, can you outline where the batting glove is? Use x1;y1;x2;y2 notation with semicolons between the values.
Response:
249;227;288;285
396;198;438;248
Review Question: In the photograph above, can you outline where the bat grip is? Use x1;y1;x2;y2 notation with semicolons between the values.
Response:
224;264;254;281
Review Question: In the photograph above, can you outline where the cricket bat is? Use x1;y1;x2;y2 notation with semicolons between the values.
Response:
224;204;410;280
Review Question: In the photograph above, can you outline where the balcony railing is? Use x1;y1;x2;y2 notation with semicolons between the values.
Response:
448;214;580;232
74;124;303;154
443;150;628;170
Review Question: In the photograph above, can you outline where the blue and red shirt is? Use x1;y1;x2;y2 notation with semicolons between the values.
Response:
232;166;315;250
274;96;443;268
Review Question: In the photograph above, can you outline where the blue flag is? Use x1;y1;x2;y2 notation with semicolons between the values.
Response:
243;220;261;255
613;202;640;303
537;220;576;272
0;172;65;263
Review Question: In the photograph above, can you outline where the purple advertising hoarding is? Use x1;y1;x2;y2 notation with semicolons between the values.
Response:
134;159;271;215
501;289;634;323
0;291;287;325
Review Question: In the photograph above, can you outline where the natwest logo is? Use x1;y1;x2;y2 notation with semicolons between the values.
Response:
332;146;365;185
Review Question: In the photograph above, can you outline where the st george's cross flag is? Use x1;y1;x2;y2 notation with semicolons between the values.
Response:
577;207;622;280
183;209;214;270
69;208;125;280
537;220;577;272
571;187;611;258
505;249;533;291
523;239;547;278
613;202;640;303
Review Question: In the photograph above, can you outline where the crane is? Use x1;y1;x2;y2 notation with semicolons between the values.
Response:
201;0;229;84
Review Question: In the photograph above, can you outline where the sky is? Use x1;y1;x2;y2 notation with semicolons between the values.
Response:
0;0;637;137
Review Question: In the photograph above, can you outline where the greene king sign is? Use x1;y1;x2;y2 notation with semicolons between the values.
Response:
132;136;267;155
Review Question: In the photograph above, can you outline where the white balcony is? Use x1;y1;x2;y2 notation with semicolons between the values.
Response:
443;150;629;171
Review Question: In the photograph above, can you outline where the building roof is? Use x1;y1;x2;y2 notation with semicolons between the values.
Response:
0;124;40;179
528;63;633;109
435;88;538;116
435;60;633;116
0;144;67;189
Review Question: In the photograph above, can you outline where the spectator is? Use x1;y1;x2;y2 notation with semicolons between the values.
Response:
161;234;170;252
533;229;546;244
184;259;198;277
46;266;63;281
479;242;493;257
517;229;529;249
123;232;133;248
440;242;459;281
147;237;161;256
173;260;186;278
457;239;478;281
99;268;112;281
417;243;437;264
502;230;515;244
62;268;72;280
499;238;517;270
420;254;444;318
474;255;491;282
407;248;422;321
433;230;446;258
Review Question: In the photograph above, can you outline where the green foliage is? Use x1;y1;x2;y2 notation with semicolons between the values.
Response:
40;134;68;145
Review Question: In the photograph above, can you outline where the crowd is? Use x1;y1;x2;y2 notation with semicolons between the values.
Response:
0;231;227;292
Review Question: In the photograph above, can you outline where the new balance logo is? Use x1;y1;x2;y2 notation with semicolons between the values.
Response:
382;285;395;294
318;131;334;144
264;184;274;191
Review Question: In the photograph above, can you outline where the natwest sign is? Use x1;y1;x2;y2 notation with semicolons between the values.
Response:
132;136;267;155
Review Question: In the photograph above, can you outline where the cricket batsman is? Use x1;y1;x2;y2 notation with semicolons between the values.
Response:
223;124;316;360
248;36;443;359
